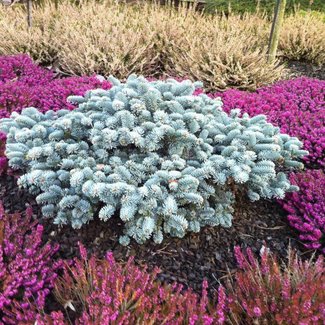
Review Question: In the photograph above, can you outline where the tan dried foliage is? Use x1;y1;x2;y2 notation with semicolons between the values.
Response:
280;13;325;64
0;1;324;90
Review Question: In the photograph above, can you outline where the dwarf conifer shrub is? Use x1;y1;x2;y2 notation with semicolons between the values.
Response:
0;76;308;245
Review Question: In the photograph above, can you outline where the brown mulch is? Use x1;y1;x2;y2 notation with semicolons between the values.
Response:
286;60;325;80
0;173;311;295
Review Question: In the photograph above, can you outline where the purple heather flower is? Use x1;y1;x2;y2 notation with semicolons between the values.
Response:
0;202;61;324
279;170;325;254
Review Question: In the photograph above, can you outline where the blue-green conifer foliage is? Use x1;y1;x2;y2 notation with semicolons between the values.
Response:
0;75;308;245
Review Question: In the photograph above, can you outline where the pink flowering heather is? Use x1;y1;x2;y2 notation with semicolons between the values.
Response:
0;57;112;119
34;243;227;325
0;54;52;86
228;246;325;324
0;203;61;324
279;170;325;254
0;55;112;174
212;77;325;167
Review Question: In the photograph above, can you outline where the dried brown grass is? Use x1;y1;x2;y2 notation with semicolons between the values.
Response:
0;1;324;90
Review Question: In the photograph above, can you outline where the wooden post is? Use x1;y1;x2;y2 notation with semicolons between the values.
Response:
26;0;32;28
267;0;286;63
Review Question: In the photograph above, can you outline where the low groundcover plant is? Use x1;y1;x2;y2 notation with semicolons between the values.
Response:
0;75;308;245
0;54;111;119
279;170;325;254
0;203;60;324
34;242;227;324
0;54;52;86
227;246;325;324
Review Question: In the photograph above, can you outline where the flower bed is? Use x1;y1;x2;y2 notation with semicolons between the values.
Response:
2;232;323;324
0;54;324;323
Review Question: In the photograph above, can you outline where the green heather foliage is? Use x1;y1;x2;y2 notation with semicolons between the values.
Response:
0;76;308;245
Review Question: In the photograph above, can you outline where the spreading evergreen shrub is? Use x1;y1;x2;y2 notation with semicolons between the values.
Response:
213;77;325;167
0;76;308;245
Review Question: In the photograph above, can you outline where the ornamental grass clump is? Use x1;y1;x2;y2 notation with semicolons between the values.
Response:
0;203;60;324
279;170;325;254
227;247;325;324
34;242;227;324
0;76;308;245
214;77;325;167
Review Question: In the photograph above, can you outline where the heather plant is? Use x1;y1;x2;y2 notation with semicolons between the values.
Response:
214;77;325;167
0;54;52;86
0;74;112;119
280;12;325;64
35;242;227;324
0;55;112;119
227;246;325;324
0;76;308;244
0;203;60;324
1;2;325;90
279;170;325;254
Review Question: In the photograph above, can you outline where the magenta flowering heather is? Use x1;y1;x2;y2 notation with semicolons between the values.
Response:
227;246;325;324
0;203;61;324
0;72;112;119
0;54;52;86
34;243;227;324
279;170;325;253
212;77;325;167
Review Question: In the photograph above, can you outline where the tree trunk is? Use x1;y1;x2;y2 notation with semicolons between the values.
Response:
26;0;32;28
267;0;286;63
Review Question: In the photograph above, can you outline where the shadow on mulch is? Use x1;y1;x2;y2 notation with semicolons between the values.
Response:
286;60;325;80
0;174;313;295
